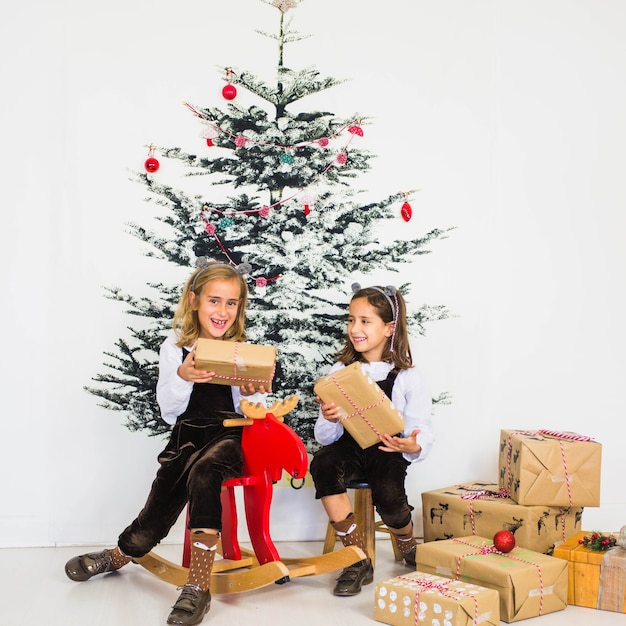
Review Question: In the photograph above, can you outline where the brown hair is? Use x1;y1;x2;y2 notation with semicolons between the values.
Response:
173;263;249;347
335;286;413;370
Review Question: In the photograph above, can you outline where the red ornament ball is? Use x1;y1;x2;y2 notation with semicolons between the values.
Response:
401;201;413;222
144;157;160;173
493;530;516;553
222;84;237;100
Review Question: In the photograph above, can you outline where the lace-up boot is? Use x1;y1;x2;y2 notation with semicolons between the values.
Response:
167;584;211;625
331;513;373;596
65;548;122;581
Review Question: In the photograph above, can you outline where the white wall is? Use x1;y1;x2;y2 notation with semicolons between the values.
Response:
1;0;624;549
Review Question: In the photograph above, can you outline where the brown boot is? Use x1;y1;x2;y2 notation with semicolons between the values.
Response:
167;531;217;625
65;546;131;582
331;513;373;596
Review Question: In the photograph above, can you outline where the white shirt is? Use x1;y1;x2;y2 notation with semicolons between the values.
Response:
313;361;434;464
156;331;266;425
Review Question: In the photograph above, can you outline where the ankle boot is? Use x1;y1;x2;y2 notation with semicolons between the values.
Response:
65;546;131;582
167;531;217;625
331;513;373;596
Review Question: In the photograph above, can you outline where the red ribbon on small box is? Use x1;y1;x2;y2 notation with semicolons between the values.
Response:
452;538;546;617
211;343;276;387
396;575;480;626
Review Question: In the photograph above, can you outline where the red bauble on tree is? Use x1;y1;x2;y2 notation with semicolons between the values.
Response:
144;157;160;173
222;84;237;100
493;530;516;553
401;200;413;222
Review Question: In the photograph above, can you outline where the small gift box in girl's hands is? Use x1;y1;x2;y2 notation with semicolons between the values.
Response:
195;339;276;391
498;429;602;507
314;362;405;449
374;571;500;626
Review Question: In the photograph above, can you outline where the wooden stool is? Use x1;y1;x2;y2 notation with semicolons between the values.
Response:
322;480;402;568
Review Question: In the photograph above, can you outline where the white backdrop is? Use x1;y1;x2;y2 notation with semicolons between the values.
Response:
1;0;624;548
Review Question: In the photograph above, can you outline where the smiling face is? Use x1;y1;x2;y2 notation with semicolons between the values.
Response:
347;297;394;362
193;278;242;339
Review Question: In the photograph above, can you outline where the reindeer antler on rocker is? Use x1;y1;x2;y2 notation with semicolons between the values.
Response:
223;394;299;426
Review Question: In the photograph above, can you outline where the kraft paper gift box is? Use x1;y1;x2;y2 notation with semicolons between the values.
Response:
422;481;584;555
554;531;626;613
313;362;404;449
413;535;568;622
195;339;276;391
374;571;500;626
498;429;601;507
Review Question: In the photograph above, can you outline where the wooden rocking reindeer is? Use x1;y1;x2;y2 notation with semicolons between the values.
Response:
136;396;365;593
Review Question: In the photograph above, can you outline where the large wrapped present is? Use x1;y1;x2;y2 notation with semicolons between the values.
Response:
498;429;601;507
195;339;276;391
554;530;626;613
374;571;500;626
313;362;404;449
414;535;568;622
422;481;583;554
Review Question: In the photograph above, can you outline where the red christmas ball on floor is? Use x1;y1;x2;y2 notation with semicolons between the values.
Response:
144;157;160;173
493;530;516;553
222;84;237;100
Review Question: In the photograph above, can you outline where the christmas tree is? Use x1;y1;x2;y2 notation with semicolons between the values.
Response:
86;0;452;448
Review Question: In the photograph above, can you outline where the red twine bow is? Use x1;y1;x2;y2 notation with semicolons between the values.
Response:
460;486;509;535
395;575;480;626
452;538;545;617
329;373;386;442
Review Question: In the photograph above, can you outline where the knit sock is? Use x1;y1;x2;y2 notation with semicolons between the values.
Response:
110;546;132;570
186;531;218;592
331;512;369;561
389;521;416;558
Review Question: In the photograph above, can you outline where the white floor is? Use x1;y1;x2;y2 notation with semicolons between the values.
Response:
6;539;624;626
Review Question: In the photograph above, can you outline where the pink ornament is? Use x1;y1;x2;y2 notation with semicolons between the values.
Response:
234;135;247;147
259;206;271;218
205;223;216;235
255;276;268;288
318;137;329;147
144;157;160;173
336;152;347;165
201;126;219;147
401;201;413;222
348;124;364;136
222;84;237;100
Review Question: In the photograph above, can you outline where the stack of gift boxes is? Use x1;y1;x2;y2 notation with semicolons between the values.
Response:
374;429;624;625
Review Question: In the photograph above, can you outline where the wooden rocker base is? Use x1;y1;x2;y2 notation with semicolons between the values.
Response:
135;544;365;594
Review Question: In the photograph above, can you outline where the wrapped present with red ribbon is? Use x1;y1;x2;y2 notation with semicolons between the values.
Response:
422;481;583;554
195;338;276;391
554;530;626;613
374;571;500;626
498;429;602;507
414;535;568;622
314;362;404;449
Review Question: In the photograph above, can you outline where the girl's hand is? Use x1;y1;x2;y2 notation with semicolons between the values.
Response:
318;397;342;423
378;429;422;455
177;347;215;383
239;383;267;396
